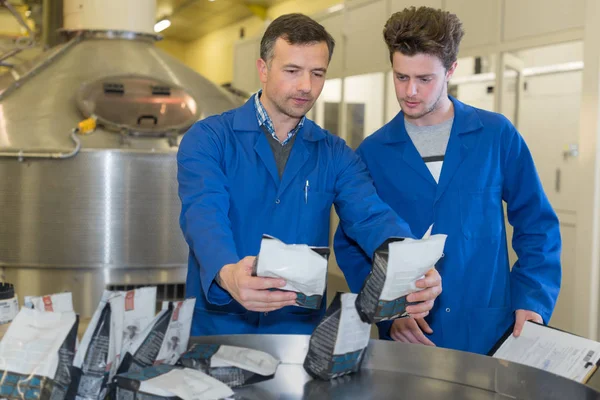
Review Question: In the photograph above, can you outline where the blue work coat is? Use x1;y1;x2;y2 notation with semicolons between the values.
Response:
177;96;412;336
334;96;561;355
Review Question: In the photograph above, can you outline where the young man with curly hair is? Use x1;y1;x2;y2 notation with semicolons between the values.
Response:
335;7;561;354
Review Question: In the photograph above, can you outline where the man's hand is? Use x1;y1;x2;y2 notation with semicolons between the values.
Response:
390;317;435;346
405;268;442;319
218;256;297;312
513;309;543;337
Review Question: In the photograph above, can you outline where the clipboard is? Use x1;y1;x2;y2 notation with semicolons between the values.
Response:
488;321;600;384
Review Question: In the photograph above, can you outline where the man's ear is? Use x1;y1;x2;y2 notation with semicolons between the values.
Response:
446;61;458;81
257;58;269;84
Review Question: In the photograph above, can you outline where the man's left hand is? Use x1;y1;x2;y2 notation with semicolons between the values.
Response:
405;268;442;319
513;309;543;337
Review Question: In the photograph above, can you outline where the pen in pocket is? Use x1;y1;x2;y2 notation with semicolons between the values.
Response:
304;180;310;204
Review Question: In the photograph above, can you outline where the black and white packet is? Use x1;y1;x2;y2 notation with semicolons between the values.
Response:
356;226;447;323
114;364;234;400
178;343;279;388
303;292;371;380
118;298;196;375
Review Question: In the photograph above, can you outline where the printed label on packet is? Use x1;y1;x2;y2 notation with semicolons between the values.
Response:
125;291;135;312
172;302;183;322
43;296;54;312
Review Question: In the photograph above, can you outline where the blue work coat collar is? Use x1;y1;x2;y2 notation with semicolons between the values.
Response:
232;97;326;194
380;96;484;201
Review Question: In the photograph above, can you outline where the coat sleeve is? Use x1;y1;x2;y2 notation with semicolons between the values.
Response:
333;224;395;339
177;120;239;306
332;142;408;340
332;138;414;260
502;124;561;323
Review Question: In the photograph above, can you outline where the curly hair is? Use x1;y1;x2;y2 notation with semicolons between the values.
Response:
383;7;464;70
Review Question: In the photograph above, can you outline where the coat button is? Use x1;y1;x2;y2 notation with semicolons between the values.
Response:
446;308;451;313
275;199;280;204
264;312;268;316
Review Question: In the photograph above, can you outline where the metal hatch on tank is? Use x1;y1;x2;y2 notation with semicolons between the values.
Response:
0;0;244;317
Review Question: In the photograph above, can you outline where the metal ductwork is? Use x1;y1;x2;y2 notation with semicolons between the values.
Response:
0;1;243;316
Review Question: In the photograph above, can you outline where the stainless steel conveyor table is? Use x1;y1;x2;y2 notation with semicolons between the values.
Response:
192;334;600;399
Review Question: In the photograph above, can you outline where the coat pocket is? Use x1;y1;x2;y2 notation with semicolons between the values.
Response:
459;186;503;239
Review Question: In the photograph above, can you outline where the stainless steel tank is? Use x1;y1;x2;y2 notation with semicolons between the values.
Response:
0;30;243;316
193;334;600;399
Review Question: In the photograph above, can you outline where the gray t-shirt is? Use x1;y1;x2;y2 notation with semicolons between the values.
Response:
405;118;454;183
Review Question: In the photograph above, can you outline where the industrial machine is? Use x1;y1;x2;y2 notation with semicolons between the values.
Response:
0;0;243;315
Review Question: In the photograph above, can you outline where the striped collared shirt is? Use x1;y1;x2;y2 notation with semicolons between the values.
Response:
254;90;305;145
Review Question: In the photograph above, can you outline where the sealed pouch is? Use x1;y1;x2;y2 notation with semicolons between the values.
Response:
69;290;124;400
24;292;74;313
118;298;196;375
114;364;233;400
252;234;329;309
303;292;371;380
119;287;158;354
0;307;78;399
178;343;279;388
356;228;447;323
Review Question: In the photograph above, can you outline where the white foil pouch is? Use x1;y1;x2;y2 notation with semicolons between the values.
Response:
119;286;157;354
0;308;78;399
253;234;329;309
25;292;74;313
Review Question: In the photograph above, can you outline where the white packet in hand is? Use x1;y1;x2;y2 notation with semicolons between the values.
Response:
253;234;329;309
356;225;447;323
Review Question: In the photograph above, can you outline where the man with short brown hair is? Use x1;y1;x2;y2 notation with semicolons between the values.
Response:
178;13;442;336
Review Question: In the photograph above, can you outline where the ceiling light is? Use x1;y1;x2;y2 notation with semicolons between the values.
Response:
327;4;344;13
154;19;171;33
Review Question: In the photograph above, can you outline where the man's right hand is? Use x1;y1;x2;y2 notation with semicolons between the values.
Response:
390;317;436;346
218;256;298;312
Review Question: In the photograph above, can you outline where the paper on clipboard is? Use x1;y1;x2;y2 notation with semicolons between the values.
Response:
492;321;600;383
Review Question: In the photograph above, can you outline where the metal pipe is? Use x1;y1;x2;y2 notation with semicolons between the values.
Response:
0;48;21;63
0;33;81;100
0;42;36;65
0;0;37;64
42;0;64;49
0;0;35;39
0;130;81;161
